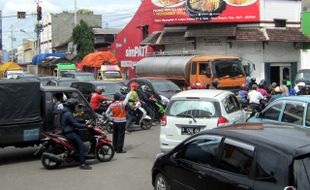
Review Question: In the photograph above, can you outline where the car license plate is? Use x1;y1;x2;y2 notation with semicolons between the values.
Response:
181;127;200;135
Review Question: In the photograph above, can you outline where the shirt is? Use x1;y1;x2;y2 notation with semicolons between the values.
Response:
90;93;107;110
106;96;129;123
248;90;264;104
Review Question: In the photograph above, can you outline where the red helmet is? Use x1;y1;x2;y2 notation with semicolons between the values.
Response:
197;83;206;89
130;82;138;89
191;83;197;89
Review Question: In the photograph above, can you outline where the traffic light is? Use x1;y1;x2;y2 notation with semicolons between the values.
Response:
17;11;26;19
37;5;42;21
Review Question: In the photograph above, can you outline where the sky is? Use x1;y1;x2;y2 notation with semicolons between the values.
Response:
0;0;142;51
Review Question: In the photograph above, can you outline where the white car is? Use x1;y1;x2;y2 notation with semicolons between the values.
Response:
160;89;246;152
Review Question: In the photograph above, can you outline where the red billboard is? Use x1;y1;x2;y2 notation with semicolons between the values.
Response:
152;0;260;24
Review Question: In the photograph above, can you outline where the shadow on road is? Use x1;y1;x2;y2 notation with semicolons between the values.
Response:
0;147;39;165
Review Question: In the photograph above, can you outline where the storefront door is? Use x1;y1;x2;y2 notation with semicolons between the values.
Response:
264;63;297;86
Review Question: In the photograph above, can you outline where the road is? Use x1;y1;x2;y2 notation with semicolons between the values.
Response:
0;125;161;190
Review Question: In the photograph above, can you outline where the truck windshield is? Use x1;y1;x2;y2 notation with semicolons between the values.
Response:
293;156;310;189
75;74;95;81
212;59;244;78
103;71;122;79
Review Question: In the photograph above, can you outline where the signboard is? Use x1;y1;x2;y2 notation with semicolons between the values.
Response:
151;0;260;24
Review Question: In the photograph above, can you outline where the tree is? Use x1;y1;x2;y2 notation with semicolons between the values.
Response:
72;19;95;59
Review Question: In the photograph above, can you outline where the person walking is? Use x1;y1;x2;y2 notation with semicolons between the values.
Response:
106;93;129;153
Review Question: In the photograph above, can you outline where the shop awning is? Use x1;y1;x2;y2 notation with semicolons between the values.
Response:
235;28;266;41
157;31;194;45
185;26;237;38
266;28;310;42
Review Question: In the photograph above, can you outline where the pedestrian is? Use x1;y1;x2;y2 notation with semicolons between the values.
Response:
286;80;296;96
106;93;128;153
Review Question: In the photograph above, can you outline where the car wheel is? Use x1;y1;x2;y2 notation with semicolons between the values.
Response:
96;143;115;162
154;173;170;190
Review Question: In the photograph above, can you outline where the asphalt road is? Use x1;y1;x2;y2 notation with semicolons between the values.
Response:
0;125;161;190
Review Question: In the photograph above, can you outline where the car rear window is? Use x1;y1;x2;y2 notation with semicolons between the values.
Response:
293;157;310;189
167;100;220;118
151;80;180;92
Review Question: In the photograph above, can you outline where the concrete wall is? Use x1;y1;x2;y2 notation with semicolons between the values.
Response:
41;13;102;53
262;0;301;22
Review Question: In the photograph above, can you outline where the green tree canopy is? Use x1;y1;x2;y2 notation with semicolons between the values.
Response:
72;19;95;59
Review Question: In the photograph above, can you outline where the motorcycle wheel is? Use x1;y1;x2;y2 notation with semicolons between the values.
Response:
96;143;115;162
41;154;61;169
140;119;152;130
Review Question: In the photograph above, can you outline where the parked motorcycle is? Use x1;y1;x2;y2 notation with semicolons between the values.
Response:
40;121;114;169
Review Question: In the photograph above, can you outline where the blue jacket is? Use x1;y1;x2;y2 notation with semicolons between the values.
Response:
60;108;86;134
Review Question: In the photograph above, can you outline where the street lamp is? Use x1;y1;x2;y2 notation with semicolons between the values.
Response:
20;29;35;40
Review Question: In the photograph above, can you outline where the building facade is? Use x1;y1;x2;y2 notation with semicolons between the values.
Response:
16;39;36;64
112;0;310;85
40;12;102;53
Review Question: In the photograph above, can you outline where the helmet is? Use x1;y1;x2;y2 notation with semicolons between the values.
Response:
120;86;129;94
95;86;104;94
130;82;138;89
63;98;79;110
297;82;306;87
114;93;121;101
196;83;206;89
141;85;151;92
251;77;256;83
190;83;197;89
240;83;247;90
274;86;283;94
258;79;265;88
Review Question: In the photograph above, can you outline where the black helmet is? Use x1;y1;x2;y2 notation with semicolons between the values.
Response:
114;93;121;101
141;85;151;92
95;86;104;94
64;98;78;110
120;86;129;94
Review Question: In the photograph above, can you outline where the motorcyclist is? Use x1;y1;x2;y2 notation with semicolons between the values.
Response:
137;85;156;122
90;86;112;114
247;84;264;112
238;83;248;108
61;98;92;170
125;82;141;131
120;86;129;100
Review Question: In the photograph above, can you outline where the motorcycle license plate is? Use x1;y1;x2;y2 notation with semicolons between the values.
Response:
181;127;200;135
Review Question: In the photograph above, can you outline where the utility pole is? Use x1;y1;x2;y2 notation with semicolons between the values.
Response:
0;10;2;63
35;2;43;55
10;25;14;61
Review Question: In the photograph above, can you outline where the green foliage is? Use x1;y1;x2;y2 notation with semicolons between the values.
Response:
72;19;95;59
77;9;94;15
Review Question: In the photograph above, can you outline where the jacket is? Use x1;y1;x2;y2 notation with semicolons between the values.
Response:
60;108;86;134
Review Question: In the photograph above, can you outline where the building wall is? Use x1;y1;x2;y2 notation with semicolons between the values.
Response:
41;13;102;53
261;0;301;22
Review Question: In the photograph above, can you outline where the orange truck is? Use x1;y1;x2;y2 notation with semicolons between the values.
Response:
135;55;254;90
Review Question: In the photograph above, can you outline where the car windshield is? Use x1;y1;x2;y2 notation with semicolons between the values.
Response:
103;71;122;79
167;100;220;118
295;72;310;81
75;74;95;81
293;156;310;189
58;81;75;87
99;83;123;95
213;59;244;78
151;80;180;92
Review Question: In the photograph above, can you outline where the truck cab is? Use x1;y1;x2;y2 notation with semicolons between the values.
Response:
97;65;123;81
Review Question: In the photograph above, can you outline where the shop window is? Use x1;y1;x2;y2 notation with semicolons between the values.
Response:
274;19;286;27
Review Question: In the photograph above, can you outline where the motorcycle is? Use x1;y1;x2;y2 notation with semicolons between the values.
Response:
127;101;152;131
94;100;114;133
39;121;115;169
